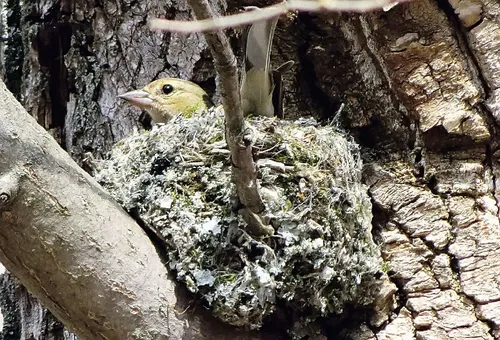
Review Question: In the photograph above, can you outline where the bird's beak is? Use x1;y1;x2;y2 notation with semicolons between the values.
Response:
117;90;153;109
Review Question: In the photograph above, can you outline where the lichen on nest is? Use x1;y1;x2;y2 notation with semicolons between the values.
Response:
95;108;383;329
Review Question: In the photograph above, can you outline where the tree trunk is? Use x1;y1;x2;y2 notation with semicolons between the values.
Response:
1;0;500;339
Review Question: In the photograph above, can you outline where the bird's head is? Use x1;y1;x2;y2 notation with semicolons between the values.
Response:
118;78;213;123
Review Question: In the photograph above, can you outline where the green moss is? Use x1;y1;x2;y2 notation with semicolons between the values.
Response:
182;102;206;118
208;133;224;143
381;261;390;273
216;273;237;284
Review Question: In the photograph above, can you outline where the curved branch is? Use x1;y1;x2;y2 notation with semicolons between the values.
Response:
150;0;405;33
150;4;286;32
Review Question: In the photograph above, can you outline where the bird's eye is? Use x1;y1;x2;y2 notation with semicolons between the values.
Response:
162;84;174;95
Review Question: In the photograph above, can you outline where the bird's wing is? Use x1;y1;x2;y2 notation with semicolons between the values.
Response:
243;16;278;77
241;14;279;116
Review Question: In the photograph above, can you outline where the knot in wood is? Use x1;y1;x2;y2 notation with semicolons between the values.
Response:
0;171;20;207
242;127;255;147
0;192;9;206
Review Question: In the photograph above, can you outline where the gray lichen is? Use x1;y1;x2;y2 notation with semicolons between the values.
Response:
95;108;383;329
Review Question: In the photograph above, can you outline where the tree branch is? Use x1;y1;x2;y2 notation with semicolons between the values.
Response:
186;0;266;219
150;3;286;32
150;0;406;33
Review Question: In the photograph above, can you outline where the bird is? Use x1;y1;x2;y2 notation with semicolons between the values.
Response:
118;78;213;123
240;7;294;118
119;12;293;122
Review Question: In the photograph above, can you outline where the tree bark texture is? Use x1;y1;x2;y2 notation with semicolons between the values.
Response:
1;0;500;339
0;272;77;340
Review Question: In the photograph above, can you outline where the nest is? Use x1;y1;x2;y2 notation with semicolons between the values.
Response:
95;108;382;329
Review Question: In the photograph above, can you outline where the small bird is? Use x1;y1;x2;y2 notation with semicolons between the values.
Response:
240;8;294;118
118;78;213;123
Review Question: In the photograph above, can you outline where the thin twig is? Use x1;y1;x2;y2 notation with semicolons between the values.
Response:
290;0;403;11
150;4;286;32
256;159;293;173
150;0;405;33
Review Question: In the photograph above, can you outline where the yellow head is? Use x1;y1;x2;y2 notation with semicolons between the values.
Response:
118;78;213;123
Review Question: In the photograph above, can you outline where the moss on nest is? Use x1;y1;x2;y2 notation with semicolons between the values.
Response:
95;108;382;329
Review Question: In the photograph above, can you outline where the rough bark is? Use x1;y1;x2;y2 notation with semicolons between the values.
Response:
0;272;76;340
1;0;500;338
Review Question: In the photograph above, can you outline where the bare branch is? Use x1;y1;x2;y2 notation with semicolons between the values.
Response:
290;0;403;11
150;4;286;32
150;0;405;33
185;0;266;216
